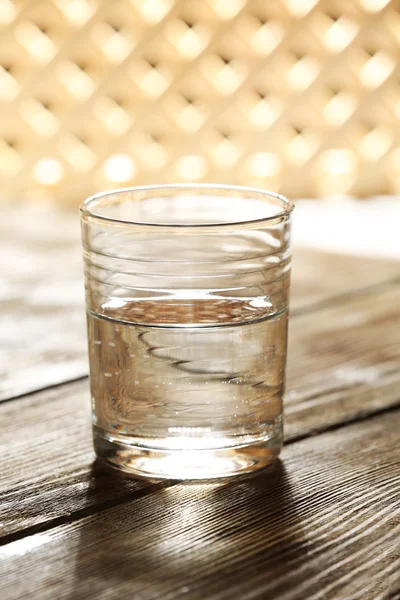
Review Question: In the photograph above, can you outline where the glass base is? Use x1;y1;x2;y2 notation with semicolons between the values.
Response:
93;427;282;480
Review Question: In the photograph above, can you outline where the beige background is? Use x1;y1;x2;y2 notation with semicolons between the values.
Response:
0;0;399;205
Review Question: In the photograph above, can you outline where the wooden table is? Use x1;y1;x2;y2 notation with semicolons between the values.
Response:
1;207;400;600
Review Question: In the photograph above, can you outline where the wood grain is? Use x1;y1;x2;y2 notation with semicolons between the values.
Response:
2;283;400;538
0;381;158;540
2;209;400;600
0;207;87;401
285;284;400;440
1;206;399;402
290;246;400;313
1;410;399;600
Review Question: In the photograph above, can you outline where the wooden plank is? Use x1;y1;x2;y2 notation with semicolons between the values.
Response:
0;207;87;401
1;206;399;402
290;247;400;312
0;381;159;540
1;284;400;538
285;283;400;440
1;410;399;600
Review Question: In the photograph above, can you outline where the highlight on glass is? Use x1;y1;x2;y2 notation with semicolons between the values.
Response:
81;184;294;479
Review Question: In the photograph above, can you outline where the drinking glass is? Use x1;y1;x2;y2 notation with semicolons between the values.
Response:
81;184;294;479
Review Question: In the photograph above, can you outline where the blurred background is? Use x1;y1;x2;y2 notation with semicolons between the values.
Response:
0;0;399;207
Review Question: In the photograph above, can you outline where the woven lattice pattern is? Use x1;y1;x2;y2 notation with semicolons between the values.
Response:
1;0;399;204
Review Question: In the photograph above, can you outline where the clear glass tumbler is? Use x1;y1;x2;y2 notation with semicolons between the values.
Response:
81;184;294;479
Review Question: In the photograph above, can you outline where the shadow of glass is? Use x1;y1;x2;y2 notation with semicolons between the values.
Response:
68;459;312;599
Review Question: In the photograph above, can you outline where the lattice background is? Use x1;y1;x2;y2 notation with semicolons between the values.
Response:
0;0;399;205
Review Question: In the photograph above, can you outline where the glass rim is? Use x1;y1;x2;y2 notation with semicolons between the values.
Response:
80;183;294;229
